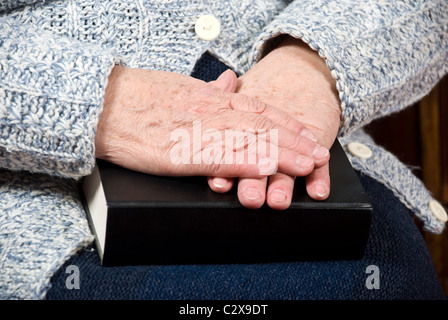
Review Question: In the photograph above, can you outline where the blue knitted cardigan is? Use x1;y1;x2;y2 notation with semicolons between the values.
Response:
0;0;447;299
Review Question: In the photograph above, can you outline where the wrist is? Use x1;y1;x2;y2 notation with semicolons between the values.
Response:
95;65;123;160
276;36;336;86
271;36;341;118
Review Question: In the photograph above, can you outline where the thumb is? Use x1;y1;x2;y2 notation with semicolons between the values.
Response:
209;69;238;93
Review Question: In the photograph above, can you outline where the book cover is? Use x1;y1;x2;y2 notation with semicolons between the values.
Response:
81;139;372;266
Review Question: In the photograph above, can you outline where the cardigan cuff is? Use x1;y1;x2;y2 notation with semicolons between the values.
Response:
250;0;448;136
0;18;117;178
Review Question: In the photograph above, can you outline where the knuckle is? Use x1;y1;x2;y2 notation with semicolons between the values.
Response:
248;97;268;114
283;115;303;133
229;93;268;115
251;114;275;131
293;135;315;156
290;134;304;151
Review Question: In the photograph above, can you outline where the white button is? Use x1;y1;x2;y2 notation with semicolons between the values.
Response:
195;14;221;41
429;200;448;223
347;142;372;159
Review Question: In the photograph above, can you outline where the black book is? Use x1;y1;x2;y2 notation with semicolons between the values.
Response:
81;139;372;266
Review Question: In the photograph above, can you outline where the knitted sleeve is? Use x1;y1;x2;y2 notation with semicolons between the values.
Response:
0;16;117;178
251;0;448;135
0;0;42;13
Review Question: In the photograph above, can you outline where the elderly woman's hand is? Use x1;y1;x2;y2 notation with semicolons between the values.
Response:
95;65;329;187
208;36;341;209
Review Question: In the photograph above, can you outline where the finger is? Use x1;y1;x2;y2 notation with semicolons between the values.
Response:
168;130;279;178
266;172;295;210
305;163;331;200
207;70;239;193
206;132;321;195
197;126;318;177
208;69;238;92
228;93;317;141
237;176;268;209
207;176;235;193
206;110;330;167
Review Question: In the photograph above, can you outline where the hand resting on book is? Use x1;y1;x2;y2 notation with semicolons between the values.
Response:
208;36;341;210
95;65;330;208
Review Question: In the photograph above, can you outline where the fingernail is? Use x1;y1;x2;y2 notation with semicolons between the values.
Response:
300;129;317;142
243;187;262;200
270;188;287;203
296;155;314;168
213;177;227;189
313;145;329;160
316;184;328;198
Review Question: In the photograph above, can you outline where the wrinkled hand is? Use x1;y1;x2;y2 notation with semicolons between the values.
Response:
95;65;329;186
208;37;341;209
